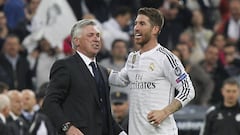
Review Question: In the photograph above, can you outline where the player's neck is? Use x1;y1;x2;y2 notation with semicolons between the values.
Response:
140;40;158;54
224;101;237;108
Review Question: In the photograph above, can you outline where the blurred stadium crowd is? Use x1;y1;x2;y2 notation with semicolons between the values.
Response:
0;0;240;135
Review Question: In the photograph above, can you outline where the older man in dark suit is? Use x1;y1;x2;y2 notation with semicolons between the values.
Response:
43;19;127;135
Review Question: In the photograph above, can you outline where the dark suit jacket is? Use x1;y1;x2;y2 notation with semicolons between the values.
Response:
0;53;33;90
6;115;29;135
42;53;123;135
0;118;10;135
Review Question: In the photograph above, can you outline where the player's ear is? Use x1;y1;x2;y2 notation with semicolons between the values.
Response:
152;26;160;35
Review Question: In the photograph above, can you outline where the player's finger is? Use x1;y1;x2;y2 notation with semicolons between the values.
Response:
147;112;154;119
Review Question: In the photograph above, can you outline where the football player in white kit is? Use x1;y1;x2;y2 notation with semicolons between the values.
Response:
109;8;195;135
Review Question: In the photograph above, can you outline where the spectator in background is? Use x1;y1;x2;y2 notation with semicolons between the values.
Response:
102;6;131;51
0;11;10;51
14;0;41;42
111;91;129;133
3;0;25;30
0;34;33;90
7;90;28;135
224;43;240;82
175;43;214;106
28;37;64;89
100;39;129;94
209;33;227;65
0;82;9;94
198;0;221;29
20;89;37;131
179;32;204;64
35;82;48;108
29;82;56;135
100;39;128;71
158;0;192;50
7;90;23;123
0;94;10;135
218;0;240;43
201;78;240;135
200;45;229;104
184;9;213;56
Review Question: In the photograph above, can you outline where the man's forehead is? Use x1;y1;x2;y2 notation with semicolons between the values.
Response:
135;14;150;22
83;25;100;33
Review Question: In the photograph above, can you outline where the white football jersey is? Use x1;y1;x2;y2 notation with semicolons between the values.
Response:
109;44;195;135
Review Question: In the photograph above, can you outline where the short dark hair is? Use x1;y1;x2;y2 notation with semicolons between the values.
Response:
0;82;9;94
111;39;128;50
137;7;164;29
223;78;240;88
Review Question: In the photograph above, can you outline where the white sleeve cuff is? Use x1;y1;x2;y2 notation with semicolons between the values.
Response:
119;131;127;135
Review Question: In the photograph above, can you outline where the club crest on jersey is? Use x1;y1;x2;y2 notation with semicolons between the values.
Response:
174;67;182;76
149;63;155;71
132;54;137;68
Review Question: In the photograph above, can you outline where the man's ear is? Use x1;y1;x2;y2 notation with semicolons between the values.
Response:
152;26;160;35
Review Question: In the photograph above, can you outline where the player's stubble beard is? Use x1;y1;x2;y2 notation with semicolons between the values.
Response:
137;32;151;47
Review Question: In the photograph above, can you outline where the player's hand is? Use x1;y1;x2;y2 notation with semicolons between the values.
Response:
66;126;84;135
147;110;169;126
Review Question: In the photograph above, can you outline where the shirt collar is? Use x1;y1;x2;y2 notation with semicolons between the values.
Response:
10;112;18;121
0;113;6;124
139;44;160;56
76;51;96;66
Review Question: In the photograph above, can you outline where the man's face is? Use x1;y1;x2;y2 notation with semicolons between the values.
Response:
191;10;203;26
21;91;36;112
10;92;22;116
3;37;20;57
134;15;153;46
205;46;219;65
74;25;101;58
112;41;127;59
213;34;226;49
176;44;190;61
224;46;237;64
112;102;129;121
222;84;240;105
118;13;131;29
230;1;240;21
29;0;40;13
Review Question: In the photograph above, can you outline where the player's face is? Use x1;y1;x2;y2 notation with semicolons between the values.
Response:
75;25;101;59
134;15;153;47
222;84;240;106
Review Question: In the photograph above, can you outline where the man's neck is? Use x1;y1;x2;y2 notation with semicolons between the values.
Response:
224;101;237;108
139;40;158;54
194;25;203;32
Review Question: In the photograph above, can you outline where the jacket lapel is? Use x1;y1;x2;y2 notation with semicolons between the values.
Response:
73;54;101;107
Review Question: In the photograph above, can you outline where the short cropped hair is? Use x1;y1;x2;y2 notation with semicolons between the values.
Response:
137;7;164;29
0;94;10;111
223;78;240;88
